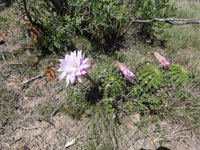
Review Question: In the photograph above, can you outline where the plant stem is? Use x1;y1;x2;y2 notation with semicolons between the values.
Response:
83;74;96;86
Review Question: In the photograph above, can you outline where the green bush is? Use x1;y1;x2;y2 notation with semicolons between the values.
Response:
18;0;176;53
0;0;13;6
18;0;129;53
133;0;176;43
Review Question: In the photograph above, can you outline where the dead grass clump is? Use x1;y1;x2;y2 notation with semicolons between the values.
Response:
0;85;18;126
166;1;200;52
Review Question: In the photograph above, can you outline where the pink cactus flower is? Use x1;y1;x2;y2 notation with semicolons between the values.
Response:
116;62;134;79
153;52;170;67
58;50;90;86
112;114;116;119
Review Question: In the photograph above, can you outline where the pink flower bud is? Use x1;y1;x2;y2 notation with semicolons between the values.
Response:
116;62;134;79
153;52;170;67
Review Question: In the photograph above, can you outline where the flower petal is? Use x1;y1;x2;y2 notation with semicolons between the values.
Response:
57;68;63;72
82;58;88;65
69;75;76;84
65;54;70;61
59;72;66;80
66;75;70;87
77;76;82;83
77;50;82;60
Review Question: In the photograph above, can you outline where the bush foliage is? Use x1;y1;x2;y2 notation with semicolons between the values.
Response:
133;0;176;42
18;0;176;53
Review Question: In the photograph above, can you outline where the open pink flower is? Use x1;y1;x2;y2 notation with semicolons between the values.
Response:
112;114;116;119
153;52;170;67
58;50;90;86
116;62;134;79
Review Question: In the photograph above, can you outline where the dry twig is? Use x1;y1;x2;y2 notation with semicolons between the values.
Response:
64;135;84;148
1;49;8;65
20;73;45;85
0;3;6;7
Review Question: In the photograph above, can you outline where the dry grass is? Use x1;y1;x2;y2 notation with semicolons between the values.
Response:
166;1;200;52
0;85;18;126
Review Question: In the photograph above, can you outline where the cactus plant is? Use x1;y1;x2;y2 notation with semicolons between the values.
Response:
167;64;192;87
99;67;126;99
137;64;165;92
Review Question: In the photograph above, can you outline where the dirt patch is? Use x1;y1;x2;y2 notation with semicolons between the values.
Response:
120;115;200;150
0;30;90;149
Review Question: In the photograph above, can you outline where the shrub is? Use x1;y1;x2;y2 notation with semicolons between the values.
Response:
17;0;176;53
0;0;13;6
132;0;176;44
18;0;129;53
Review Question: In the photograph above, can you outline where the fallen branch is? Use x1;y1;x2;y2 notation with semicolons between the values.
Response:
65;135;85;148
1;49;8;65
8;62;23;65
0;3;6;7
123;18;200;35
20;73;45;84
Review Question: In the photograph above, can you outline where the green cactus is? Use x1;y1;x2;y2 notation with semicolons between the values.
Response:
130;85;143;99
137;64;165;92
167;64;192;87
99;67;126;99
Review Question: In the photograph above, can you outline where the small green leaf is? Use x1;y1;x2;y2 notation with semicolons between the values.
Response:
54;41;61;48
0;17;7;23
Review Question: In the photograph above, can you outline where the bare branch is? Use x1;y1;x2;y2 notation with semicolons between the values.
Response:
20;73;45;85
22;0;34;26
22;0;44;31
123;18;200;35
1;49;8;65
132;18;200;25
0;3;6;7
